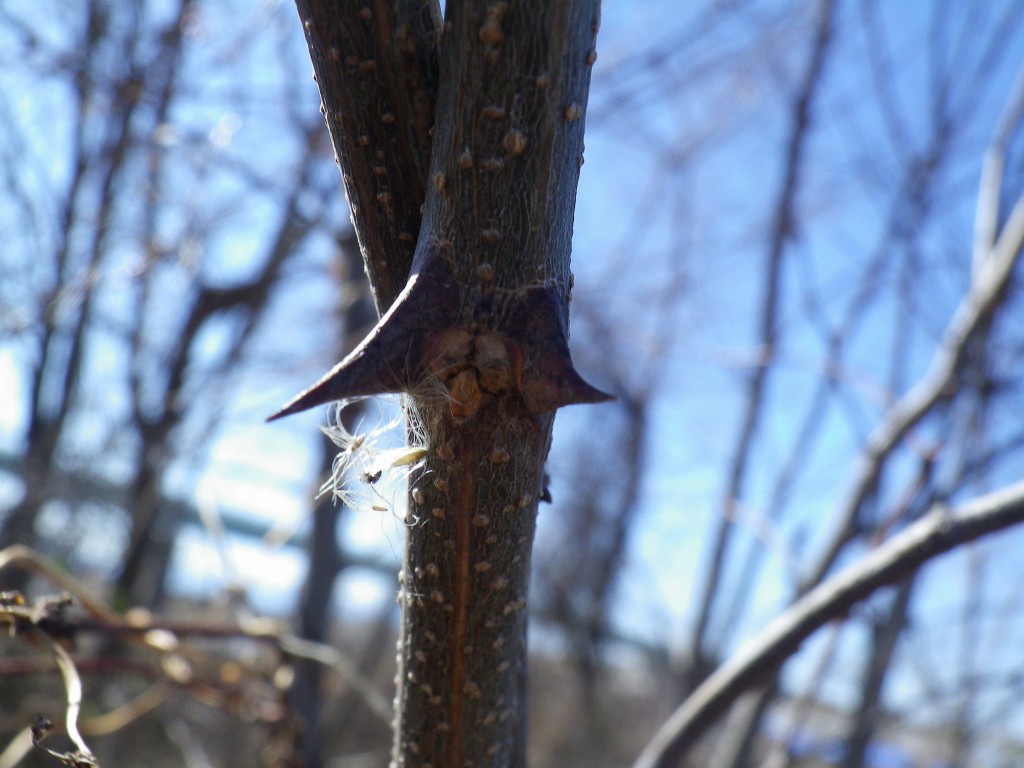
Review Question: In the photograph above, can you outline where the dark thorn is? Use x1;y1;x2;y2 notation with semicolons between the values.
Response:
267;261;460;421
504;286;614;414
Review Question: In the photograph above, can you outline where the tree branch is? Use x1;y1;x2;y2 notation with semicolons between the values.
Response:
294;0;440;312
288;4;604;767
804;125;1024;590
631;479;1024;768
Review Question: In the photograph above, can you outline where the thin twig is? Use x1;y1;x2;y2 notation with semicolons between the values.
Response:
32;630;96;764
0;546;392;725
690;0;837;663
0;728;33;768
805;181;1024;590
81;684;170;736
973;62;1024;274
279;635;392;724
0;546;121;627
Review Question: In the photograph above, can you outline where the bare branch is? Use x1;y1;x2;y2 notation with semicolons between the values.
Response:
33;631;97;767
294;0;440;311
632;479;1024;768
690;0;836;672
972;63;1024;272
805;183;1024;589
0;547;391;727
0;592;99;767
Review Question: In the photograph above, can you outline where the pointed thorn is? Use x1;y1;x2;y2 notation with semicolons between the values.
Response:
266;351;388;422
556;370;615;408
520;351;615;414
266;260;461;422
503;285;616;414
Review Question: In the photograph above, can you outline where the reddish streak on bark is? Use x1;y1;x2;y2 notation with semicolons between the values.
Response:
447;436;476;768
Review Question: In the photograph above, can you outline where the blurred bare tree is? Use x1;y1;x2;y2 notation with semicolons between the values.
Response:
0;0;347;602
0;0;387;763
